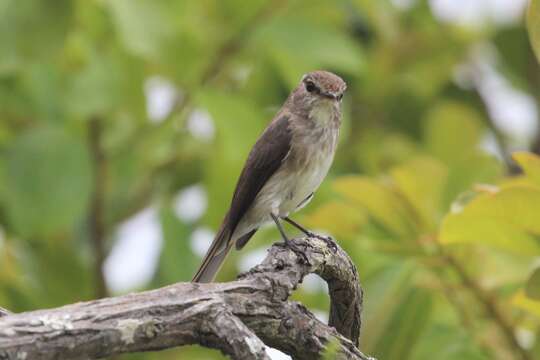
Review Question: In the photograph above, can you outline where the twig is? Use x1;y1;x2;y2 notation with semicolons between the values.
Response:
427;257;497;357
526;45;540;156
442;252;531;360
420;236;527;359
466;59;519;174
88;117;108;299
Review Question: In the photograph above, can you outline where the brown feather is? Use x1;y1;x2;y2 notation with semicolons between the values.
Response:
191;219;232;283
192;114;292;282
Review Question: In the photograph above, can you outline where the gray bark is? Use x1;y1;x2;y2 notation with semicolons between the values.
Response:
0;236;374;360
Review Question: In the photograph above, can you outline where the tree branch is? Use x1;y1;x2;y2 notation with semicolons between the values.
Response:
0;237;373;360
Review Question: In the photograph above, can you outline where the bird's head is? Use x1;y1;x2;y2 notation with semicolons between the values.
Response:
300;70;347;104
287;71;347;124
288;70;347;119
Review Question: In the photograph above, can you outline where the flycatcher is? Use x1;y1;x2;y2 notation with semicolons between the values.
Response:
193;70;347;283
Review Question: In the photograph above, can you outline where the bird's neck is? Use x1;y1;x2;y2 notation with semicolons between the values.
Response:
308;100;340;128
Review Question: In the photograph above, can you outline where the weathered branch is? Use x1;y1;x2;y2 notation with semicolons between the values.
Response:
0;237;373;360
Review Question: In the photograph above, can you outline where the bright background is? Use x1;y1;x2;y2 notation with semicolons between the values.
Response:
1;0;540;359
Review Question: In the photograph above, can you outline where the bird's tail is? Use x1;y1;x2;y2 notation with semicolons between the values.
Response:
192;222;233;283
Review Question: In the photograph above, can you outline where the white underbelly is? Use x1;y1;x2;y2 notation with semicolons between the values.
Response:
277;158;331;215
234;148;335;239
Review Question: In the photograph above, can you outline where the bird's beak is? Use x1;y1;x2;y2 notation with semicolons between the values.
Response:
321;92;338;100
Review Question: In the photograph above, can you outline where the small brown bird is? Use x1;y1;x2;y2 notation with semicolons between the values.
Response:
192;70;347;283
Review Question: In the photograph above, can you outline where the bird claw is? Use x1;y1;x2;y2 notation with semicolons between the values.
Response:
276;240;311;266
306;232;338;253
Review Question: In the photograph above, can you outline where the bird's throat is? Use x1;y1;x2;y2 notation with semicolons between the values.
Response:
309;100;337;126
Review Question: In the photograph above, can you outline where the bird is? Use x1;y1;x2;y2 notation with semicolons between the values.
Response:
192;70;347;283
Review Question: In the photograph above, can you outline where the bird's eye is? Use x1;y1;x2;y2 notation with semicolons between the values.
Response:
337;93;343;101
305;81;316;93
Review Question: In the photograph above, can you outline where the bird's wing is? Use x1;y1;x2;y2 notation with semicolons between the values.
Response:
226;113;292;243
191;113;292;283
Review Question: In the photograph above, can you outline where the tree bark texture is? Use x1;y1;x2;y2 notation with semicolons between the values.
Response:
0;236;373;360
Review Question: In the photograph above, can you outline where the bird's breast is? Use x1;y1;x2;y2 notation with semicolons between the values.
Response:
238;115;340;233
274;125;339;215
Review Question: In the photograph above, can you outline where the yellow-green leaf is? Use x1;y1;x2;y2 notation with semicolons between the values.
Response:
372;288;433;359
3;127;92;237
525;267;540;300
333;176;416;237
424;101;483;164
513;151;540;187
527;0;540;64
513;290;540;318
302;201;367;239
440;212;540;255
440;185;540;255
390;156;448;230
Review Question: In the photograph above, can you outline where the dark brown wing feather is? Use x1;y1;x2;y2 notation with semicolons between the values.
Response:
191;114;292;283
227;113;292;244
235;228;257;250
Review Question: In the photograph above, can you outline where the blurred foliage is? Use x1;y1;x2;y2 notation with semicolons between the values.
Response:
529;0;540;63
1;0;540;359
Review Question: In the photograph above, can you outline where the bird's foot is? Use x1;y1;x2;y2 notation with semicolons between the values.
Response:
305;232;338;253
276;239;311;266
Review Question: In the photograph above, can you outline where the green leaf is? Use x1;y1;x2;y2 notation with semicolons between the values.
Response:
354;131;420;175
302;201;368;239
26;241;92;308
104;0;208;84
1;127;92;237
440;185;540;255
411;324;488;360
255;17;364;87
440;154;502;213
526;267;540;300
67;56;120;118
513;152;540;187
390;156;448;230
157;206;198;284
20;63;65;124
374;288;432;359
333;176;417;237
352;0;399;41
527;0;540;64
424;101;484;164
195;90;266;226
361;261;417;352
513;290;540;318
422;101;502;211
360;259;433;359
0;0;73;72
105;0;179;60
